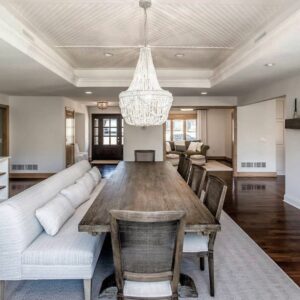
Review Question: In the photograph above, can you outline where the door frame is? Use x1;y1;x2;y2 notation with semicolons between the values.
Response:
65;107;75;167
0;104;9;156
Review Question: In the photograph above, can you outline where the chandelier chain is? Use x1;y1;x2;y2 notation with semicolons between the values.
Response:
144;7;148;47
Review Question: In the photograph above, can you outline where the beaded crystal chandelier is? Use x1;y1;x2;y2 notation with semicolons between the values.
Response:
119;0;173;127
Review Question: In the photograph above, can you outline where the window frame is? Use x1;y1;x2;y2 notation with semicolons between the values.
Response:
165;114;197;141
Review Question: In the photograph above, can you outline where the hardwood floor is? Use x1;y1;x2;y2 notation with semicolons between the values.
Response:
212;171;300;286
8;166;300;286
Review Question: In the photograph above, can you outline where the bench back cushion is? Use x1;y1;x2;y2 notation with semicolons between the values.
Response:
0;160;91;279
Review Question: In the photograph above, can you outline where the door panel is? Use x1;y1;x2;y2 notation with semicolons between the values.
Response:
92;114;123;160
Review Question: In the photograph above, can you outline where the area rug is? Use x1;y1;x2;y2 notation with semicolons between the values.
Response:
4;212;300;300
204;161;233;172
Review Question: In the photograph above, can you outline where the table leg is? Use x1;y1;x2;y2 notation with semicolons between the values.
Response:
98;272;198;298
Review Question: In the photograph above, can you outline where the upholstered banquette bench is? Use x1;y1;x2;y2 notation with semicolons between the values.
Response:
0;160;106;300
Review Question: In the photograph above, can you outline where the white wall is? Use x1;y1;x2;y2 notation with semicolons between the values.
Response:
0;94;9;105
225;110;233;159
9;96;89;173
75;113;85;152
124;124;164;161
276;98;285;175
237;100;276;173
205;109;233;158
9;96;65;173
238;73;300;208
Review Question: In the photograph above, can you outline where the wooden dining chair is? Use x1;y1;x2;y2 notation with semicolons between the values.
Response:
187;164;207;199
110;210;186;300
134;150;155;162
177;154;191;182
183;175;227;297
177;153;186;175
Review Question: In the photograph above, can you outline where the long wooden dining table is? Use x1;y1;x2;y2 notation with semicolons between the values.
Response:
79;161;221;297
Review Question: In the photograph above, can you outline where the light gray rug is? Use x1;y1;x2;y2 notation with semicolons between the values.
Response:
4;212;300;300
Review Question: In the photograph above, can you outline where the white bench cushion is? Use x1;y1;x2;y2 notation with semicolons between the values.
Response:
76;173;95;194
35;194;75;236
89;167;102;184
124;280;172;298
60;182;90;209
22;180;107;266
183;233;209;253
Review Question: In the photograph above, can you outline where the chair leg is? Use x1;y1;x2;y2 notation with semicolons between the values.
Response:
83;279;92;300
0;281;5;300
200;256;205;271
208;251;215;297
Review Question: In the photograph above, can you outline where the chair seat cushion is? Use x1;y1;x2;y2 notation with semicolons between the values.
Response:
22;194;104;266
166;153;179;159
183;233;209;253
124;280;172;298
190;154;205;160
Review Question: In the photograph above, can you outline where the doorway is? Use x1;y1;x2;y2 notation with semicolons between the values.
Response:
65;108;75;167
92;114;123;160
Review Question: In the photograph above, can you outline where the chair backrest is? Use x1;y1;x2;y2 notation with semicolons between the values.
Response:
110;210;185;294
203;175;227;221
188;164;207;198
177;153;185;174
178;155;191;181
134;150;155;162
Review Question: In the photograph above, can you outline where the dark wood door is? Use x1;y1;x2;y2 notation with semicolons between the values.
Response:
92;114;123;160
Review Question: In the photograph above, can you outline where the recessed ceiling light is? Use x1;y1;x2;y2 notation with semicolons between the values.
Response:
85;91;93;95
175;53;184;58
201;91;208;95
265;63;275;67
104;53;113;57
180;108;194;112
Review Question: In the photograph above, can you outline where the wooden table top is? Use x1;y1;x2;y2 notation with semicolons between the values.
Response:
79;162;220;234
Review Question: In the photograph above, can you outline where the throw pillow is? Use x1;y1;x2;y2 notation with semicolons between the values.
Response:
76;173;95;194
165;142;171;153
196;142;204;152
89;167;102;185
36;194;75;236
187;142;198;152
60;183;90;209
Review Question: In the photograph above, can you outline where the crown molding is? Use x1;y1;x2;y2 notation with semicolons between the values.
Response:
75;68;212;88
0;4;76;85
210;3;300;87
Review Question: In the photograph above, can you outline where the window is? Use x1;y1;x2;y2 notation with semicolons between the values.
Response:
186;119;197;141
103;118;118;145
165;116;197;141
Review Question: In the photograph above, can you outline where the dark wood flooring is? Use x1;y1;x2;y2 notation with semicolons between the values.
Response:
8;165;300;286
211;171;300;286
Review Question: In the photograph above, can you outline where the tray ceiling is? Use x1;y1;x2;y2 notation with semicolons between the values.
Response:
2;0;297;69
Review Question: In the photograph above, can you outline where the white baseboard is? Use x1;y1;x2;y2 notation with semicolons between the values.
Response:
284;194;300;209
